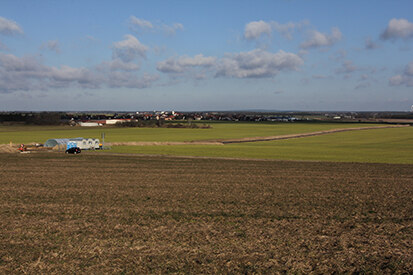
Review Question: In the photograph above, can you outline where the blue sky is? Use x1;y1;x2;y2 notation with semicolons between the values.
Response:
0;0;412;111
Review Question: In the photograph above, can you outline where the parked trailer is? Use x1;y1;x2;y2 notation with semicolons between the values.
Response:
76;138;100;150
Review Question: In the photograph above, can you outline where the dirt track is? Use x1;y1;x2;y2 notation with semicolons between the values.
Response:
108;141;224;146
107;124;409;146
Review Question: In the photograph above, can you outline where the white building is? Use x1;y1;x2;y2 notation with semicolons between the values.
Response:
79;122;101;127
105;119;131;125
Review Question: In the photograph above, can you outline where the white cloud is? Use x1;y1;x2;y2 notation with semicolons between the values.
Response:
406;62;413;76
107;72;158;88
389;75;404;86
129;16;154;30
301;27;342;49
216;49;303;78
244;20;272;40
112;34;148;62
335;60;358;74
161;23;184;35
129;15;183;35
0;16;23;35
355;83;370;90
271;21;308;40
389;61;413;87
381;18;413;40
365;37;379;50
244;20;307;40
41;40;60;53
0;53;45;73
49;65;99;88
98;58;140;72
312;74;328;79
96;34;146;74
0;54;44;92
157;54;216;73
157;50;303;79
0;53;99;92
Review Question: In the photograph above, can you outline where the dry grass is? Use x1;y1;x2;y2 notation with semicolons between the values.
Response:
0;153;412;273
0;144;19;153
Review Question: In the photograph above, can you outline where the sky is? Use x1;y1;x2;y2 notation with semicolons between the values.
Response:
0;0;412;112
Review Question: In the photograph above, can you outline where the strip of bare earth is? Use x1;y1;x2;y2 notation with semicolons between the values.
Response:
107;124;410;146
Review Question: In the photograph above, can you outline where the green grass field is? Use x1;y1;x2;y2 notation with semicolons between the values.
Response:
1;122;411;164
0;122;382;144
109;126;413;164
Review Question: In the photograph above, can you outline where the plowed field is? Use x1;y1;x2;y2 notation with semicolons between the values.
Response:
0;153;412;273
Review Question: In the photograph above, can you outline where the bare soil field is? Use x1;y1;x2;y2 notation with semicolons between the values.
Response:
0;153;412;273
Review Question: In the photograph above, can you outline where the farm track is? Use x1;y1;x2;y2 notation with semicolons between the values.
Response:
107;124;409;146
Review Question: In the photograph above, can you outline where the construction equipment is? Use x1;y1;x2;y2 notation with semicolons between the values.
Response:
18;143;50;152
18;144;26;152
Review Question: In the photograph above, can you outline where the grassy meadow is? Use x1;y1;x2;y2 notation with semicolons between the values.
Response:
1;122;411;164
0;122;382;144
109;125;413;164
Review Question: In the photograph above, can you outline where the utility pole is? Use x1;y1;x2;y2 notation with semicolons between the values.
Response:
101;132;105;149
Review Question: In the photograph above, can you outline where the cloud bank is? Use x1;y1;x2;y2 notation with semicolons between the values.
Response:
216;49;303;78
129;16;183;35
389;61;413;87
112;34;148;62
301;27;342;49
244;20;272;40
0;52;158;93
244;20;307;40
156;49;303;79
157;54;216;73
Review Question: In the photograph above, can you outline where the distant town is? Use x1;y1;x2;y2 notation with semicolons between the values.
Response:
1;110;413;126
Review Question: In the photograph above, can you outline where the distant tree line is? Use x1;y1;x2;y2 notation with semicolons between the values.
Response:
0;112;64;125
354;112;413;119
1;111;412;126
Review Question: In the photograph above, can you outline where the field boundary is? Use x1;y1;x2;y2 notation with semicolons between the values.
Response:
107;124;409;146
